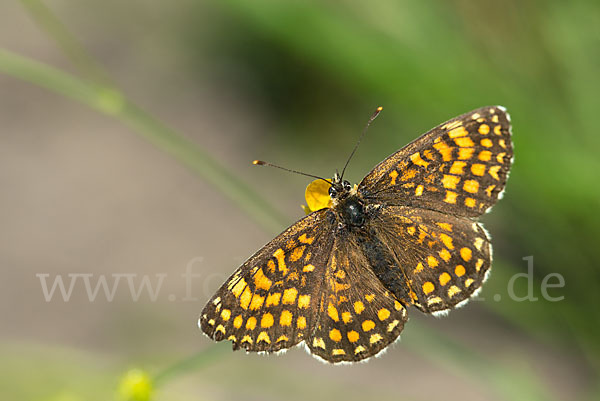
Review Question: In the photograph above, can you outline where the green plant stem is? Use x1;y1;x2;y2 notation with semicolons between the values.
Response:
0;48;288;234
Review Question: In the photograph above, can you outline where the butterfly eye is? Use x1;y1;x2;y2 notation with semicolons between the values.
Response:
343;180;352;191
328;186;337;197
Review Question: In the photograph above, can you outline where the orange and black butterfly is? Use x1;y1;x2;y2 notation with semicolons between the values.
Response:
200;106;513;363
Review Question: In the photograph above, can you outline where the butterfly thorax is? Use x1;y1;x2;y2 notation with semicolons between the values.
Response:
328;175;367;228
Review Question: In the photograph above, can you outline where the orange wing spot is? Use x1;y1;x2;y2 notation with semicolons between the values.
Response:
378;308;391;321
480;138;493;148
289;246;305;262
439;233;455;249
370;333;383;344
273;248;287;275
478;150;492;161
231;278;247;298
365;294;376;302
245;316;257;330
437;222;453;231
471;163;486;176
327;302;339;322
249;294;265;310
444;191;458;204
475;258;484;272
401;168;418;181
389;170;399;185
241;335;253;345
240;286;252;310
286;238;297;250
266;292;281;307
423;149;435;160
485;184;496;197
407;226;416;235
444;120;463;130
304;252;312;262
280;310;293;327
455;137;474;148
455;265;466;277
362;320;376;332
474;237;485;251
276;335;289;343
298;234;315;244
496;152;506;163
448;126;468;138
415;185;424;196
332;349;346;355
478;124;490;135
354;301;365;314
492;114;499;122
463;179;479;193
261;313;274;328
471;113;481;120
442;174;460;189
334;269;346;280
439;248;452;262
422;281;435;294
427;256;439;268
298;294;311;309
410;152;430;168
233;315;243;329
257;331;271;344
303;264;315;273
342;311;353;323
215;325;226;335
448;285;461;298
266;260;276;273
329;328;342;342
439;272;451;286
312;337;326;349
465;278;475;287
388;320;401;332
297;316;307;329
347;330;360;343
433;141;454;161
282;288;298;304
409;291;418;302
220;309;231;321
465;197;476;208
332;281;351;292
394;300;404;311
449;161;466;175
499;139;507;149
414;262;424;273
460;248;472;262
494;125;502;135
458;147;475;160
489;165;501;180
253;268;272;291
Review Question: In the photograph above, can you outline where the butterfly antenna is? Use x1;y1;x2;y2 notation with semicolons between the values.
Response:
340;106;383;180
252;160;332;185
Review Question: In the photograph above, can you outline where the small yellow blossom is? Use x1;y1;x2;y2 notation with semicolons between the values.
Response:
118;369;153;401
301;179;332;214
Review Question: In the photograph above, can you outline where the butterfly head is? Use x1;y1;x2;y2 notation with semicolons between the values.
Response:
328;172;354;201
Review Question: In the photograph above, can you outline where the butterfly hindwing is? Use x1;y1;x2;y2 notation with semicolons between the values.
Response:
359;106;513;217
306;234;408;363
200;209;335;353
370;205;491;313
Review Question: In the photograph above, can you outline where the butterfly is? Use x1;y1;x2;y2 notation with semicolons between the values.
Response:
199;106;513;363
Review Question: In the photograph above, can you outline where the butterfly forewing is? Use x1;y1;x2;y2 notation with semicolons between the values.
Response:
359;106;512;217
370;206;491;313
200;209;335;352
307;235;408;363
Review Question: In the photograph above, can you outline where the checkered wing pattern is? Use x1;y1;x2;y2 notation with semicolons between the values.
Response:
200;209;335;353
371;205;491;313
307;234;408;363
359;106;513;217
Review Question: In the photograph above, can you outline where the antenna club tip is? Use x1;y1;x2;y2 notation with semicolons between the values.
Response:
376;106;383;111
252;160;264;165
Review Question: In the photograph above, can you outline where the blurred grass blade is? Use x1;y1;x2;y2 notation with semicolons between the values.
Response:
0;48;287;234
153;344;229;387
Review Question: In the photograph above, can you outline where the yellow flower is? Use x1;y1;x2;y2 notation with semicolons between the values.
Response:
301;179;332;214
118;369;153;401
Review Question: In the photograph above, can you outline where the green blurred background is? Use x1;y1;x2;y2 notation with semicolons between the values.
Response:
1;1;599;400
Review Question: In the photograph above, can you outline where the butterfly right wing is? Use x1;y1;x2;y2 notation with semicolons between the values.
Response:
359;106;513;218
200;209;335;353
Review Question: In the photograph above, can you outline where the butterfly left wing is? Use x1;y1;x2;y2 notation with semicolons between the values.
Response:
359;106;513;218
306;233;408;363
200;209;335;353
